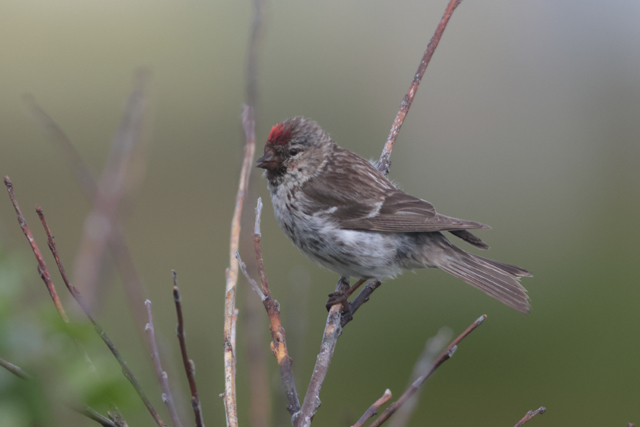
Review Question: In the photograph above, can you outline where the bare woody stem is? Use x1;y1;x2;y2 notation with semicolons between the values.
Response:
352;389;392;427
173;273;205;427
295;278;350;427
250;198;301;418
513;407;547;427
35;205;167;427
24;90;151;348
1;356;117;427
145;300;184;427
224;104;258;427
369;315;486;427
377;0;463;176
4;177;68;323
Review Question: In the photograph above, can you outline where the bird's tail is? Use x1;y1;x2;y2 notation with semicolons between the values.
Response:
437;245;532;314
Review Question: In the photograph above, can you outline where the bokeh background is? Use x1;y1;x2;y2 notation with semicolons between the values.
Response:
1;0;639;426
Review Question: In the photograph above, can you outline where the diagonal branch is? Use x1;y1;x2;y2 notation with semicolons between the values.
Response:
24;89;151;346
35;205;167;427
368;315;486;427
377;0;463;176
145;299;184;427
352;389;392;427
513;407;546;427
295;277;350;427
173;273;205;427
4;177;68;323
241;197;301;419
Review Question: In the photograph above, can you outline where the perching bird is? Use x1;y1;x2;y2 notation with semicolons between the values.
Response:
257;116;531;313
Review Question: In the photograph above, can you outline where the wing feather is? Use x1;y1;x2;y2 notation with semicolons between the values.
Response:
299;147;490;233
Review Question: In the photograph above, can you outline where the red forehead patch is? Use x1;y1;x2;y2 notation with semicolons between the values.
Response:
268;122;292;145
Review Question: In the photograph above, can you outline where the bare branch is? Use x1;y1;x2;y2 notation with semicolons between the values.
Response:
145;299;184;427
173;273;205;427
0;357;117;427
295;278;349;427
245;197;301;419
35;205;167;427
73;70;150;311
377;0;463;176
24;90;151;347
352;389;392;427
237;252;265;300
23;94;98;198
341;280;382;328
0;357;32;380
223;103;259;427
369;315;487;427
3;177;68;323
389;328;452;427
513;407;547;427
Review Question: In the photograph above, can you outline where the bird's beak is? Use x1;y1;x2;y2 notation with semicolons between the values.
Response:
256;147;279;170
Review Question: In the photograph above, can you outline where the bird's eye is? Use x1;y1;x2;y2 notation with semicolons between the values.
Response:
289;148;300;156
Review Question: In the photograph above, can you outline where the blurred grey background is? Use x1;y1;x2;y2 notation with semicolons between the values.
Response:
0;0;639;426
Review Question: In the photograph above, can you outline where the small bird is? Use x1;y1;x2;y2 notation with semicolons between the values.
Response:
257;117;531;313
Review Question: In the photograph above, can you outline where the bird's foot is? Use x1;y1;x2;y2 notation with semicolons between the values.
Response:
326;291;350;314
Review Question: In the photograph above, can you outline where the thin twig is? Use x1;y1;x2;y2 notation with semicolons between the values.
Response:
4;177;68;323
0;357;32;380
24;92;151;346
369;315;486;427
377;0;463;176
243;0;271;424
145;299;184;427
173;273;205;427
223;102;258;427
23;94;98;198
0;357;117;427
352;389;392;427
295;278;349;427
245;197;301;419
72;405;119;427
35;206;167;427
388;328;452;427
513;407;546;427
341;280;382;328
72;70;150;313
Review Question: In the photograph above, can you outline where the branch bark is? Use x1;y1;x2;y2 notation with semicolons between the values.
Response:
377;0;463;176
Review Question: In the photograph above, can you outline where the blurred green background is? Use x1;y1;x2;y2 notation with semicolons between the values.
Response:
1;0;639;426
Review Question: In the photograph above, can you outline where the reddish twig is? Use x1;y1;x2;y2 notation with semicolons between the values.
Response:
513;407;547;427
4;177;68;323
243;197;301;419
173;273;205;427
223;104;258;427
377;0;463;176
35;206;167;427
369;315;487;427
352;389;392;427
145;300;184;427
295;277;349;427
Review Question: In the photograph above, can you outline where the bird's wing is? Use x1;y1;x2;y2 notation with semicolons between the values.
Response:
299;148;490;233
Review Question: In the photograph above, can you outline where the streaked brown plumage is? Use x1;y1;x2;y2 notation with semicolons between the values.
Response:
258;117;531;313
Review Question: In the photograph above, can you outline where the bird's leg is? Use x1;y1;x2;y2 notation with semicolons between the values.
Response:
326;276;351;313
346;278;366;297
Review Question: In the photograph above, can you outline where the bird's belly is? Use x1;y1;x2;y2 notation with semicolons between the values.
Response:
271;197;416;279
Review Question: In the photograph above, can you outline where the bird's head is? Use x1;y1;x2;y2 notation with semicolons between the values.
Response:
257;117;333;178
